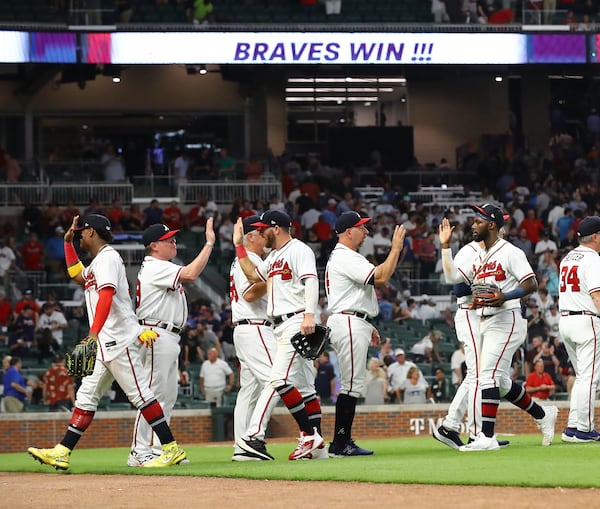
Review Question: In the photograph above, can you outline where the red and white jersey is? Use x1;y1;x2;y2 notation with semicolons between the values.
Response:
558;245;600;313
82;245;140;362
452;241;481;306
462;238;535;316
135;255;188;328
230;251;268;322
325;243;378;317
254;238;317;317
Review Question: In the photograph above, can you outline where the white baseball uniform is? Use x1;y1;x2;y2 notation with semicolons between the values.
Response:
325;243;378;398
75;245;156;412
130;255;188;457
230;251;277;453
461;238;534;395
440;241;482;437
559;244;600;432
242;238;319;441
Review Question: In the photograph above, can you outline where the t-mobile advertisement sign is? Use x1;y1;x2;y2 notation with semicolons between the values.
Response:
528;34;586;63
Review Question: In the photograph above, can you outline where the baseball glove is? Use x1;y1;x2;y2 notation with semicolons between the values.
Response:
66;335;98;377
471;283;500;308
290;324;331;360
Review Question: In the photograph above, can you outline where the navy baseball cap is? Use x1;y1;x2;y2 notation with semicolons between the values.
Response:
143;224;180;246
469;203;505;229
578;216;600;237
335;211;372;234
252;210;291;228
243;215;261;234
74;214;112;233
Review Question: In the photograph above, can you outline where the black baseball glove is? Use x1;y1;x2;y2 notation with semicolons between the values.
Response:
471;283;500;308
290;324;331;360
66;335;98;377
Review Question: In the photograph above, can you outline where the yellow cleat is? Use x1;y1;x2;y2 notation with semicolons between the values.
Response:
27;444;71;471
142;441;187;468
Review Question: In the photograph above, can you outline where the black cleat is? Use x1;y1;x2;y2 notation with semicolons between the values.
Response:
433;426;464;450
237;438;274;460
328;439;374;457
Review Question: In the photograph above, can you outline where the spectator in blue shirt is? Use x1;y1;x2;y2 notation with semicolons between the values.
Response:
3;356;29;412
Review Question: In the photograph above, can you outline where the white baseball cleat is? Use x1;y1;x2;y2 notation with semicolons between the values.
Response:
127;451;157;467
288;427;324;460
459;432;500;452
536;405;558;446
302;443;329;460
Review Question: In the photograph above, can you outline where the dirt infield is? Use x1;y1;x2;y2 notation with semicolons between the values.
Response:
1;473;597;509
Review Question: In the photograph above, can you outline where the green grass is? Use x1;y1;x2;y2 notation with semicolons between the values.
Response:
3;435;599;488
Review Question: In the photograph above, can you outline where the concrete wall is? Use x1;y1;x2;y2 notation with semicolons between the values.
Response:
409;76;510;167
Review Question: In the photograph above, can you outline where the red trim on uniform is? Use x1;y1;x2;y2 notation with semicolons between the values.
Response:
69;407;95;430
518;273;535;284
141;400;164;425
456;267;471;284
465;309;479;435
299;273;318;279
280;385;304;408
248;389;277;439
172;266;183;289
126;346;147;405
588;317;598;429
363;267;376;286
589;286;600;294
490;310;516;381
257;327;274;365
348;316;355;394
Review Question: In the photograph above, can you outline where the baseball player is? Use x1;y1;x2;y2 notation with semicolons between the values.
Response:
559;216;600;442
128;219;215;466
326;211;405;456
27;215;186;470
434;217;508;449
232;210;326;461
457;204;558;451
229;215;278;461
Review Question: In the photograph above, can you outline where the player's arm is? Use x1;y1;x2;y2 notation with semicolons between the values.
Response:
591;290;600;315
64;215;85;286
488;275;538;307
373;225;406;286
232;218;262;283
179;217;215;282
438;218;465;284
242;282;267;302
300;276;319;335
226;371;235;392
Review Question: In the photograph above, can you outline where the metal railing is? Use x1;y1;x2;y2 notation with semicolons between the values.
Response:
178;180;282;205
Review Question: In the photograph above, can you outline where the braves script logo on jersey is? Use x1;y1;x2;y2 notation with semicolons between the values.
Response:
475;260;506;281
84;271;97;290
268;259;292;280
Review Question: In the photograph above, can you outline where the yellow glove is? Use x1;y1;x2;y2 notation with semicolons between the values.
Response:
139;329;159;347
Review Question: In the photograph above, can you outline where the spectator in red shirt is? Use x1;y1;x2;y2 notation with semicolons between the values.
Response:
0;291;11;322
518;208;544;246
163;200;184;231
42;355;75;412
14;289;40;317
525;359;556;400
20;232;44;271
106;198;125;228
313;214;332;241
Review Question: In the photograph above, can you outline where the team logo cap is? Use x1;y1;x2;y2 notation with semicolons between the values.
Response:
252;210;291;228
577;216;600;237
469;203;505;228
143;224;180;246
334;211;372;234
243;215;261;234
74;214;112;233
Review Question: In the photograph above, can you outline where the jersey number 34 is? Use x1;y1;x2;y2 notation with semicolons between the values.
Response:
560;265;581;292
